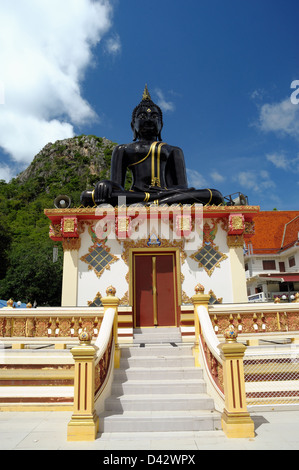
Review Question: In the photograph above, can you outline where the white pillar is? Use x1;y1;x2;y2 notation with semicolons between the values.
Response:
227;236;247;303
61;239;80;306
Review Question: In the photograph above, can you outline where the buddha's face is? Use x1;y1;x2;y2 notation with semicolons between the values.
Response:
133;105;162;140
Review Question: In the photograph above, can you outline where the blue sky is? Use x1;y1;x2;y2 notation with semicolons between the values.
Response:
0;0;299;210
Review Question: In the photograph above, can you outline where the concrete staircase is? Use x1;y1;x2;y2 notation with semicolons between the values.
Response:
98;328;222;433
133;327;182;344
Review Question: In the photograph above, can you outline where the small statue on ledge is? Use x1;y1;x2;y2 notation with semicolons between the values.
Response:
81;86;224;207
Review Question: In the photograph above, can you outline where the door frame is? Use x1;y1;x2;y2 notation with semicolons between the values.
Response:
128;248;182;328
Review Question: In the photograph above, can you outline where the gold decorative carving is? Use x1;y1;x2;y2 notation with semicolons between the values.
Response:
227;235;244;247
35;319;49;337
25;318;35;337
117;217;130;232
119;291;130;306
12;318;26;336
215;217;229;232
231;215;244;231
122;236;186;266
49;223;62;238
63;218;75;233
244;221;255;235
182;291;192;304
62;238;81;251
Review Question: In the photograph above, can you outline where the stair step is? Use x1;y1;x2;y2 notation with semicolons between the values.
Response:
121;345;192;357
133;328;182;344
105;393;215;411
114;367;203;380
98;410;221;433
120;356;195;368
111;379;206;395
99;336;222;434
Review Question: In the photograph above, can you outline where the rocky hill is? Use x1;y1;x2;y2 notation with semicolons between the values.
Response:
16;134;117;205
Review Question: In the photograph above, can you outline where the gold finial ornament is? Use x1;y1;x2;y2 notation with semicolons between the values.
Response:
195;284;205;294
142;84;151;101
224;324;238;343
78;328;92;345
106;286;116;297
6;299;14;308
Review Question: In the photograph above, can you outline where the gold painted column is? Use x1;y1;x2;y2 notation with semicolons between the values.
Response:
227;235;248;303
218;326;254;438
61;238;80;307
192;284;210;367
67;330;99;441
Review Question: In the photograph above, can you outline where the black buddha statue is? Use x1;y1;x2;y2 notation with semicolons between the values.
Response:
80;86;224;207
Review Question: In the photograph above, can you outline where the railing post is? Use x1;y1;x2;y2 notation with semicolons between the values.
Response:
192;284;210;367
67;330;99;441
217;325;255;438
101;286;120;368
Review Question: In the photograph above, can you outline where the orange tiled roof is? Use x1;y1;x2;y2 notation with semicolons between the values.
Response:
249;211;299;254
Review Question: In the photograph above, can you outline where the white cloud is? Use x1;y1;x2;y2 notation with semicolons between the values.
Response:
0;112;74;164
233;170;275;192
0;164;15;182
266;152;299;172
258;97;299;139
266;153;289;170
186;169;208;188
0;0;114;165
155;89;175;112
105;33;121;55
210;171;225;183
250;88;266;101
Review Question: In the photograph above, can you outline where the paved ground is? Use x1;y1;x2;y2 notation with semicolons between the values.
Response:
0;409;299;450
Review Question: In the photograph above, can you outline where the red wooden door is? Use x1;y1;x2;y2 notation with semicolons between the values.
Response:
134;253;177;328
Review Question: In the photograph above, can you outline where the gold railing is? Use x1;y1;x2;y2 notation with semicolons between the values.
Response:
0;303;104;349
209;294;299;344
192;284;253;439
67;287;119;442
193;288;299;437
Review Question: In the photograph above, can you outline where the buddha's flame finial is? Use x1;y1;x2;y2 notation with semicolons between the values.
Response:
142;84;151;101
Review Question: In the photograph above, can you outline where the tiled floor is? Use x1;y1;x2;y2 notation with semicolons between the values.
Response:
0;409;299;450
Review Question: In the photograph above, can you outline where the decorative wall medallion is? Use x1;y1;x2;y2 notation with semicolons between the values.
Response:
87;292;103;307
190;220;227;276
191;244;227;277
147;233;162;247
208;289;223;305
80;226;118;278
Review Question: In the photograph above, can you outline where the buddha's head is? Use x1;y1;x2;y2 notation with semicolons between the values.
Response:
131;85;163;141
